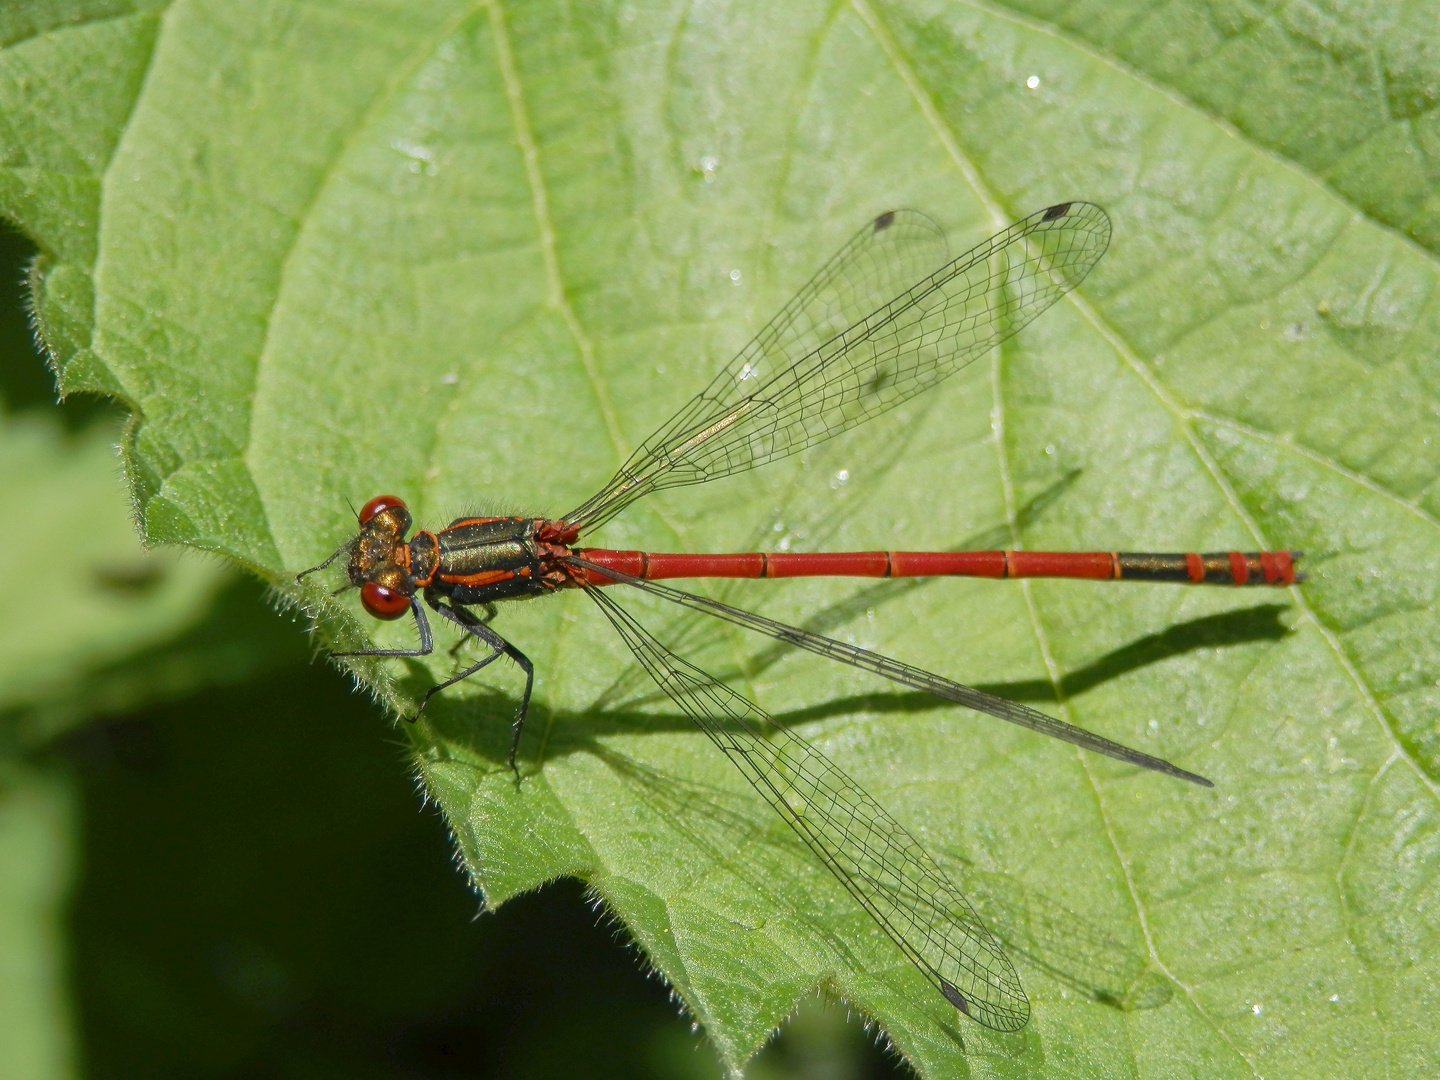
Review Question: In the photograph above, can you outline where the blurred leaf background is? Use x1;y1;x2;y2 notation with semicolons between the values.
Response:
3;0;1439;1077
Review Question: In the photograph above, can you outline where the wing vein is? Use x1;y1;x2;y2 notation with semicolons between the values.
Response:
564;203;1110;532
584;585;1030;1031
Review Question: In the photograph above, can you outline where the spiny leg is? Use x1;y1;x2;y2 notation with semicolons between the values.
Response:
330;597;434;659
447;602;499;659
428;600;535;775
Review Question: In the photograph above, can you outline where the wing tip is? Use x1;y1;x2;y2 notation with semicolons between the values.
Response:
941;980;1030;1031
1164;760;1215;788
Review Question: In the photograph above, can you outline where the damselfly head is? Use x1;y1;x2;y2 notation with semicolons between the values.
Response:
348;494;415;619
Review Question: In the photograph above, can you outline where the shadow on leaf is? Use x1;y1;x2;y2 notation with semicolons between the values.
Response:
404;601;1292;753
415;659;1210;1021
951;865;1174;1013
763;602;1293;724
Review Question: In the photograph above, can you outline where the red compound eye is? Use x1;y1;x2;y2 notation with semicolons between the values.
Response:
360;581;410;620
358;494;407;525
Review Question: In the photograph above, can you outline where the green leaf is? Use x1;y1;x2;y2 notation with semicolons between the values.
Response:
0;217;298;746
1001;0;1440;254
0;762;77;1080
0;411;254;745
5;0;1438;1074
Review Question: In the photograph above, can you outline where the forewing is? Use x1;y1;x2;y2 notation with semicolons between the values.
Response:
565;203;1109;532
585;585;1030;1032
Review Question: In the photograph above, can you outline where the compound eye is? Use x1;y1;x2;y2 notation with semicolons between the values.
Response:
359;495;407;525
360;581;410;620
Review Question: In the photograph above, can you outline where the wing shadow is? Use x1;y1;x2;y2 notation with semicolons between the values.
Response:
407;598;1291;752
418;687;1187;1015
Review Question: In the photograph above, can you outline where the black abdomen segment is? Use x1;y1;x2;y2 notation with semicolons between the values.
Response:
1118;551;1301;586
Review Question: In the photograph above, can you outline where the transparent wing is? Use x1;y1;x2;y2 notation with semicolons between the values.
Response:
585;585;1030;1031
740;209;950;387
569;557;1214;787
564;202;1109;532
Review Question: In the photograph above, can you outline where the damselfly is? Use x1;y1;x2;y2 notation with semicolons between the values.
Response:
299;203;1299;1032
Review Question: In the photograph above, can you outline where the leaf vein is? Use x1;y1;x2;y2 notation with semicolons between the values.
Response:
1193;410;1440;534
241;2;490;557
1063;289;1440;810
485;0;628;465
966;0;1440;271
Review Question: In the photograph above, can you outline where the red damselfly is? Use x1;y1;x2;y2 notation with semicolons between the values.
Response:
299;203;1300;1032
